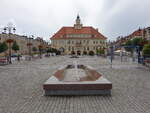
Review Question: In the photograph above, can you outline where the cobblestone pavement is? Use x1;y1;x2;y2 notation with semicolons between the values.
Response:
0;56;150;113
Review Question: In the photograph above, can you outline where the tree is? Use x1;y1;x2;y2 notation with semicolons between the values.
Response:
142;44;150;56
32;47;37;53
100;49;105;55
132;38;142;46
96;49;104;55
49;48;61;55
132;37;148;51
0;42;8;53
46;48;52;53
96;49;100;55
124;40;133;52
12;41;19;52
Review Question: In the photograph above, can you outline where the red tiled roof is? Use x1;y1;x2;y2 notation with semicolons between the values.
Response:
129;29;143;38
51;27;107;40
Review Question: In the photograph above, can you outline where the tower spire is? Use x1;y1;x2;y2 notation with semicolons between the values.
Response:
76;14;81;25
77;14;80;19
74;14;82;29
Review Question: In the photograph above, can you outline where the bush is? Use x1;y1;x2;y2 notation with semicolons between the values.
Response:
12;41;19;52
0;42;8;53
124;40;133;52
142;44;150;56
96;49;105;55
32;47;37;53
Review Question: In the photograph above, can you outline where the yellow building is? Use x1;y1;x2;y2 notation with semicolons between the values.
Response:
50;15;107;55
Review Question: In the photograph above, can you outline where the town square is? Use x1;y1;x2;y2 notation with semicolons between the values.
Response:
0;0;150;113
0;56;150;113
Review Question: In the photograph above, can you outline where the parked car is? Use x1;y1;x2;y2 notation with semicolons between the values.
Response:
11;54;18;57
11;54;22;57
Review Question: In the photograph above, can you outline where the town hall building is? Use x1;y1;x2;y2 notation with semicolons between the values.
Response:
50;15;107;55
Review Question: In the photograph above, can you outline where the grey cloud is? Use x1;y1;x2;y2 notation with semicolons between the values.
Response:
0;0;150;41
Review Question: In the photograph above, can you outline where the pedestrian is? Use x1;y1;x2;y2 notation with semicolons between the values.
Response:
7;55;9;64
17;55;20;61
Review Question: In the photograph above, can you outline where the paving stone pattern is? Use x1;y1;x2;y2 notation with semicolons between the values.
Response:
0;56;150;113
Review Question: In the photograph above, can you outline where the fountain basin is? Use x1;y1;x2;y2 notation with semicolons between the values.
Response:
43;64;112;96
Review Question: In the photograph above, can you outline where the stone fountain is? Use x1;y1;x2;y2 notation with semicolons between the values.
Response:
43;61;112;96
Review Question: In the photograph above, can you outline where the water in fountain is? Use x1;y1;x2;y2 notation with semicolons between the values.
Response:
74;60;80;81
63;60;86;82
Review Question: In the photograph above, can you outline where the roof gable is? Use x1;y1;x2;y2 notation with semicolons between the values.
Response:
51;26;107;40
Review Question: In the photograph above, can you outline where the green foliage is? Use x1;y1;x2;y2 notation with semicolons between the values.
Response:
132;37;141;46
124;40;133;52
0;42;8;53
100;49;105;54
96;49;105;55
142;44;150;56
32;47;37;52
124;38;148;52
125;40;132;45
96;49;100;55
46;48;61;55
46;48;52;53
12;41;19;52
132;37;148;50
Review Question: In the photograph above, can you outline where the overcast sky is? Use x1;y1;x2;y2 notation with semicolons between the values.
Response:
0;0;150;42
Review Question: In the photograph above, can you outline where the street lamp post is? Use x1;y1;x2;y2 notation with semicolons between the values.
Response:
38;45;42;58
3;23;16;64
46;46;49;57
110;46;114;68
27;37;33;61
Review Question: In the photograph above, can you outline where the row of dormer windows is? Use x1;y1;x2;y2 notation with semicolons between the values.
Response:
52;40;105;45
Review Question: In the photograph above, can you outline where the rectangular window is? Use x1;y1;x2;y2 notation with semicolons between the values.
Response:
87;47;89;50
67;40;70;44
87;40;89;44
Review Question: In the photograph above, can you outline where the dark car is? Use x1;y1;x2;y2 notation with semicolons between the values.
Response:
11;54;22;57
11;54;18;57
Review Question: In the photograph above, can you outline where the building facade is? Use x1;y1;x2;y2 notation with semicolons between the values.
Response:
111;27;150;50
143;27;150;41
51;15;107;55
0;33;48;56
